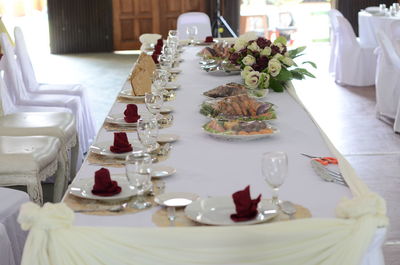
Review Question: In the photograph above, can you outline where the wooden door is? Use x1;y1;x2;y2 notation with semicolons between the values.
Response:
113;0;160;50
113;0;206;50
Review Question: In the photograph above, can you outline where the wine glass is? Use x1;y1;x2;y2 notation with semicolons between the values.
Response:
159;55;173;72
261;152;288;207
137;117;159;152
145;93;163;120
125;152;152;209
168;30;178;38
186;25;198;45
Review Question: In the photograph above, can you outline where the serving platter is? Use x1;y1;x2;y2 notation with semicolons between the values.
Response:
202;121;279;141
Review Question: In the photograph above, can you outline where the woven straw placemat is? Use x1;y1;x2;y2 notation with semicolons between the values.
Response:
152;203;311;227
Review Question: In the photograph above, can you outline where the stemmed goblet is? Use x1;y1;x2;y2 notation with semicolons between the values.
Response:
186;25;198;45
125;152;152;209
261;151;288;207
137;116;159;153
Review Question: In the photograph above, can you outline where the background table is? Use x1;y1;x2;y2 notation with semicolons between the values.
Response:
358;11;400;48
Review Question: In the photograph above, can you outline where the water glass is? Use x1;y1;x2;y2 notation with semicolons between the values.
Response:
145;92;163;119
137;117;159;152
186;25;198;44
125;152;152;209
168;30;178;38
159;55;173;72
379;4;386;13
261;151;288;207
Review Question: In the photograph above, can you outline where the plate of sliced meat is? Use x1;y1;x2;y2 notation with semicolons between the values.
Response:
200;94;276;121
203;120;279;141
203;83;268;99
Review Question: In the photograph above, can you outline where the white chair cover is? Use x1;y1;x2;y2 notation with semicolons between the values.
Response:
328;9;343;74
390;20;400;54
177;12;212;40
0;187;29;265
0;33;85;171
0;135;65;204
0;223;16;265
139;33;161;51
334;16;377;86
13;27;96;147
375;30;400;132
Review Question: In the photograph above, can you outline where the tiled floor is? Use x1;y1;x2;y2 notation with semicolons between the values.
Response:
26;43;399;263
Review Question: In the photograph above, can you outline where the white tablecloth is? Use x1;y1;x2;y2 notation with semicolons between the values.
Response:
359;11;400;48
66;47;385;264
0;187;29;265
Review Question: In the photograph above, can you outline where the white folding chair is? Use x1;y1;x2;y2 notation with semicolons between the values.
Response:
375;30;400;132
0;187;29;265
0;136;65;204
328;9;344;74
13;27;96;149
0;33;84;174
0;73;78;189
177;12;212;40
334;16;376;86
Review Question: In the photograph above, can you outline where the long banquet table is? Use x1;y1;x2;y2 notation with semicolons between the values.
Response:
55;46;386;264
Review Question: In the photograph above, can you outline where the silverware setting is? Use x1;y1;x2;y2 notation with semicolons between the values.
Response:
311;160;347;186
280;201;297;219
74;203;128;213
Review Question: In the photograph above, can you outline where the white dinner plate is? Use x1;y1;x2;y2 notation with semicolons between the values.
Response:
160;106;174;114
69;176;137;201
157;134;179;143
170;68;181;74
154;192;199;207
105;114;137;126
151;165;176;178
119;89;145;100
90;141;159;158
184;197;278;226
165;83;181;90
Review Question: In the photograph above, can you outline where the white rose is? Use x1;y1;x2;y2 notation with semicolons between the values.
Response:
275;42;285;52
268;59;282;77
281;56;294;67
242;55;256;66
233;38;247;51
241;66;254;79
259;73;270;89
260;47;271;56
247;42;260;52
273;53;283;60
244;71;261;89
240;31;258;42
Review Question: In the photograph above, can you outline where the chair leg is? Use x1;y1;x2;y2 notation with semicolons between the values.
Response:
27;178;43;205
53;158;66;203
70;136;79;181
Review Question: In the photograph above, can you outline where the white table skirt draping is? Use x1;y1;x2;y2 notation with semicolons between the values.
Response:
358;11;400;48
0;187;29;265
29;46;388;265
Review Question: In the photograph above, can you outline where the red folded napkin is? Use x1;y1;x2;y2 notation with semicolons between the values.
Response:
91;168;122;196
124;104;140;123
109;132;133;153
205;36;213;43
156;38;163;46
151;52;160;64
154;44;162;54
230;185;261;222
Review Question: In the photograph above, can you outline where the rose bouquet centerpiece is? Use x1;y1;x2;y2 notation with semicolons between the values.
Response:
228;33;316;92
